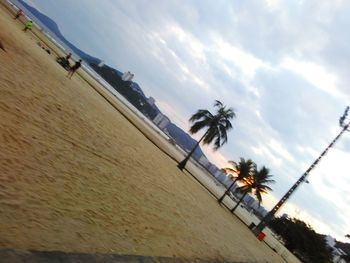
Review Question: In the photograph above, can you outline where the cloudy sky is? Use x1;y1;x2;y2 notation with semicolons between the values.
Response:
25;0;350;242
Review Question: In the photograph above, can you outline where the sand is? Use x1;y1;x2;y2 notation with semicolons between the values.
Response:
0;3;287;262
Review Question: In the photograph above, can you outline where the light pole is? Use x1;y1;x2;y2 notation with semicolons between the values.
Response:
252;107;350;236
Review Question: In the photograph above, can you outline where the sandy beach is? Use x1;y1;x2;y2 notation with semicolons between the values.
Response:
0;3;291;262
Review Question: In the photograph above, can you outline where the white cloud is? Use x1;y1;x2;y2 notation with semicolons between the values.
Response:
214;38;271;79
268;138;295;163
311;148;350;210
148;25;210;91
252;144;283;166
167;24;206;62
281;57;341;97
296;145;319;158
251;138;294;167
264;0;281;10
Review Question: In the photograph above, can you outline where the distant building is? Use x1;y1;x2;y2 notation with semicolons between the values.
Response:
213;171;231;186
214;169;224;178
153;113;163;125
153;113;170;130
122;71;134;81
243;194;256;208
207;164;219;175
147;96;155;106
215;168;239;189
206;163;214;173
332;247;347;263
325;236;347;263
98;61;105;67
325;235;336;248
223;176;234;187
256;206;268;217
121;71;129;80
198;155;210;167
158;118;169;130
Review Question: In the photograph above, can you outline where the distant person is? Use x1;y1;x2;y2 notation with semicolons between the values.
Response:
65;53;72;60
23;21;33;32
67;59;82;79
14;9;24;19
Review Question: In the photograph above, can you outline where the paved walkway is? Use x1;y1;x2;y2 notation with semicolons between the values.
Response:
0;249;251;263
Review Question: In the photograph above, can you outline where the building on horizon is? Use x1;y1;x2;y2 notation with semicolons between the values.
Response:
98;61;105;67
325;236;347;263
243;194;256;208
207;163;219;175
153;113;170;130
147;96;155;106
214;171;231;187
256;206;268;217
198;155;210;168
122;71;134;81
214;169;224;178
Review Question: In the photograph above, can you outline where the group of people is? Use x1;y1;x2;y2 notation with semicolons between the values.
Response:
14;9;82;79
14;9;32;32
62;53;82;78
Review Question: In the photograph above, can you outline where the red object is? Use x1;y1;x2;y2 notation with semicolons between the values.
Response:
257;232;266;241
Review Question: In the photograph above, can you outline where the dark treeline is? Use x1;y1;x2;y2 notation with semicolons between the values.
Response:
270;217;333;263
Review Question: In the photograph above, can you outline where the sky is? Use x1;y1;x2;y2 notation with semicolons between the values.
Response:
24;0;350;242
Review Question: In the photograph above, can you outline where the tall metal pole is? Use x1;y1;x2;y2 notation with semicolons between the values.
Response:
252;108;350;236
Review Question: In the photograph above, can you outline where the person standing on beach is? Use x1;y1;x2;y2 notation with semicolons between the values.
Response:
67;59;82;79
23;21;33;32
14;9;24;19
65;52;72;60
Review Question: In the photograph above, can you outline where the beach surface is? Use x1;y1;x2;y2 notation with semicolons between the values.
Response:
0;3;288;262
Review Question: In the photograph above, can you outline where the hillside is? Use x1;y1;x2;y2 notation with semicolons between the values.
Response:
89;63;159;119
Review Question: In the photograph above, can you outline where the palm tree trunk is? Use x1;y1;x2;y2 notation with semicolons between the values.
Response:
231;192;247;213
218;178;238;204
177;131;208;170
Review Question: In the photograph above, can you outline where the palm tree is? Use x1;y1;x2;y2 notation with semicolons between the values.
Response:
231;166;274;213
177;100;235;170
252;166;275;205
218;158;255;204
